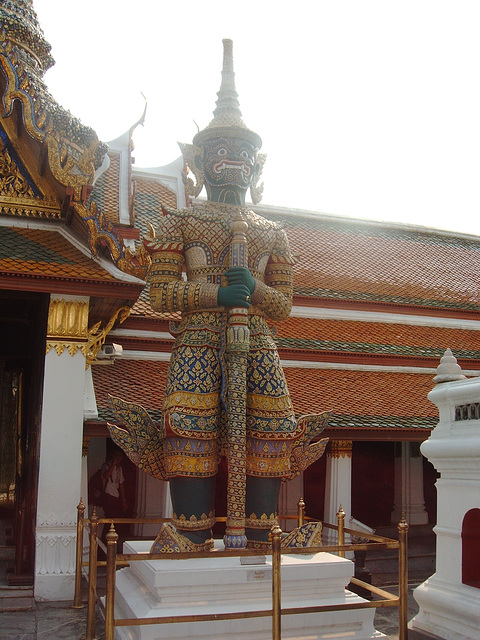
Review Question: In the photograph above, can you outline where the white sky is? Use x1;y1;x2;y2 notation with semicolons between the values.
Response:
33;0;480;236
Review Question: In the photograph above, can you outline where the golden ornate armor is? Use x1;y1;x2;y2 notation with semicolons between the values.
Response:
145;201;302;480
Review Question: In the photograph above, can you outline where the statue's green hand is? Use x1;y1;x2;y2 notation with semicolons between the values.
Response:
217;284;251;308
225;267;256;294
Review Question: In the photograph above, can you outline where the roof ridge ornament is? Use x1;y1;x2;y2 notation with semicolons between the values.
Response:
433;348;466;384
193;39;262;149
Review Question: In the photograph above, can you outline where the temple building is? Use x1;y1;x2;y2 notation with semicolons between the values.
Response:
1;0;480;600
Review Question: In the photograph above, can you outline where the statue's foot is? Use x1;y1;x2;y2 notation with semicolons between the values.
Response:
281;522;323;548
246;522;323;550
150;523;214;553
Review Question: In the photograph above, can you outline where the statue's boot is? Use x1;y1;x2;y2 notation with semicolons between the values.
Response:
150;523;214;553
151;476;216;553
246;522;323;550
245;476;281;547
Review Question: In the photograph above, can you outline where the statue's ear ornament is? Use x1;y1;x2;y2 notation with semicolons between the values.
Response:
250;152;267;205
179;142;205;198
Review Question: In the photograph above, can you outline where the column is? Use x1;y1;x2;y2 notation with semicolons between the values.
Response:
392;442;428;525
35;295;89;601
324;440;352;530
278;473;303;532
134;471;172;538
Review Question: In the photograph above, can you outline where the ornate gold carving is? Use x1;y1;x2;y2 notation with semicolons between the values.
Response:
47;298;89;340
245;512;276;529
45;341;88;357
0;143;35;197
250;152;266;205
179;142;204;197
73;200;150;280
85;306;131;367
329;440;353;458
172;511;216;531
0;197;61;218
82;436;90;458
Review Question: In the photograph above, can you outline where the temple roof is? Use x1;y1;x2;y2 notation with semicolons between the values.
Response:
0;227;120;282
274;316;480;364
90;359;436;440
265;209;480;313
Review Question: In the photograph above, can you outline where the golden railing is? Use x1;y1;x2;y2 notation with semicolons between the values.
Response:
73;500;409;640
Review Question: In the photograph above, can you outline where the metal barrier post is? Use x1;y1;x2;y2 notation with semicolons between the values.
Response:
297;497;305;528
105;524;119;640
72;499;85;608
271;522;282;640
85;508;99;640
337;505;346;557
398;516;409;640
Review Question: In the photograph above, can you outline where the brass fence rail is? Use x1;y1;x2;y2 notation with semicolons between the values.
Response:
73;500;409;640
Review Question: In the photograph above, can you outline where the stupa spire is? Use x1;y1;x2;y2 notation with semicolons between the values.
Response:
0;0;54;75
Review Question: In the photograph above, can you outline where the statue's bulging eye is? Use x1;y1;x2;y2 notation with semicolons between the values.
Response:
240;150;249;160
217;148;227;156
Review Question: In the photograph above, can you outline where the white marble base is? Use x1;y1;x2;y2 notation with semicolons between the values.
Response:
111;540;385;640
409;576;480;640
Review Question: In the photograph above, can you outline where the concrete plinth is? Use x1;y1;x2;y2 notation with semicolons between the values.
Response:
410;576;480;640
112;540;385;640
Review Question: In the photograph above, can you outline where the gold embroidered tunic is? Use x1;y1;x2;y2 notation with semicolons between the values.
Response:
145;202;301;479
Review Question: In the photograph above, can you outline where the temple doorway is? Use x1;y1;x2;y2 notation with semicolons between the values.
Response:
0;290;48;586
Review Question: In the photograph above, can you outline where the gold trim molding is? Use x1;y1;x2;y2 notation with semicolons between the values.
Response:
45;341;89;357
47;298;89;340
329;440;353;458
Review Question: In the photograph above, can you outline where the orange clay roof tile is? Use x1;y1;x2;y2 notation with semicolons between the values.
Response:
92;359;437;429
0;227;118;281
91;152;121;224
274;317;480;360
270;215;480;310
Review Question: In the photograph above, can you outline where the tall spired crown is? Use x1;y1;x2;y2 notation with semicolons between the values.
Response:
193;39;262;149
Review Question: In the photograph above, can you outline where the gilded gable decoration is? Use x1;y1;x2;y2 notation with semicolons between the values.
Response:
0;4;149;281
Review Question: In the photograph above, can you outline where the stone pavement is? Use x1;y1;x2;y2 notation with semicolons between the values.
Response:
0;578;424;640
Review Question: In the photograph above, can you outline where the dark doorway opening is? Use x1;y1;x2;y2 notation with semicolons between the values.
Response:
0;290;49;586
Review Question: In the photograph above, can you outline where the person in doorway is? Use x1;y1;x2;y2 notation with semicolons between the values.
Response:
100;448;128;549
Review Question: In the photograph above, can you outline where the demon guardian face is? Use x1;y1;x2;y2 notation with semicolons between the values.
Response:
201;137;257;204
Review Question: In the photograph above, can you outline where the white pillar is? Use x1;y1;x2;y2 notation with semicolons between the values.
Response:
324;441;352;538
134;472;172;538
35;296;89;601
392;442;428;525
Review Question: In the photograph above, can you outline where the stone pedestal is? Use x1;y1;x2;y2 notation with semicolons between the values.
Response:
409;367;480;640
112;540;385;640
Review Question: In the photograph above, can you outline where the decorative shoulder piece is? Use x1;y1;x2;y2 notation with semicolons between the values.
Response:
287;412;331;480
179;142;205;197
107;394;167;480
250;153;267;204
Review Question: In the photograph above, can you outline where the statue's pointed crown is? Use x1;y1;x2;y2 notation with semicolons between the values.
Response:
193;39;262;149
